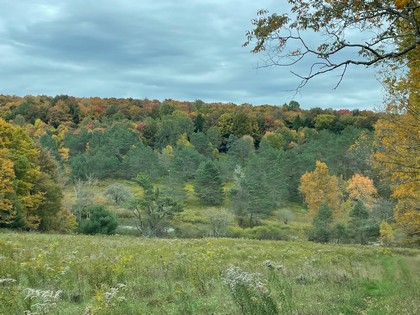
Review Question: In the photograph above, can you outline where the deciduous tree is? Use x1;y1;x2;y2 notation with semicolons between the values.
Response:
373;9;420;244
299;160;342;217
347;174;377;209
0;118;44;229
105;184;132;205
244;1;419;89
130;173;183;236
0;150;16;225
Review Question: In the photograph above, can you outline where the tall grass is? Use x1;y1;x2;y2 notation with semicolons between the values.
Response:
0;232;419;314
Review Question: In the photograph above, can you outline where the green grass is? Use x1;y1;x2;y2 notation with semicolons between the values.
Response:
63;178;311;240
0;232;419;314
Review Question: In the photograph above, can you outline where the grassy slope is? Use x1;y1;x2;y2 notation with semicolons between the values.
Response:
0;232;419;314
63;178;312;239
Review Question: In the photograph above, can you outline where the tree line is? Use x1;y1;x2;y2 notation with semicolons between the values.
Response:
0;95;416;245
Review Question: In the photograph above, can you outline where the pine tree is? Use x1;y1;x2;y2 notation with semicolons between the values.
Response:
348;200;378;245
195;160;224;206
308;204;333;243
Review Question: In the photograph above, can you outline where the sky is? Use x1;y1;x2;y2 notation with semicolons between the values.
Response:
0;0;385;110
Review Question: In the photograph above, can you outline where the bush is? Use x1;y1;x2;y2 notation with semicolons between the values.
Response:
228;225;290;241
78;205;118;235
174;222;211;238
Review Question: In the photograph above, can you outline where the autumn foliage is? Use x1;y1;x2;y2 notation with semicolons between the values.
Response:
0;118;75;231
299;161;342;217
346;174;377;209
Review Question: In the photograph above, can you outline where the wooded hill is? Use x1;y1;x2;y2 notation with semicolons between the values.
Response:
0;95;417;246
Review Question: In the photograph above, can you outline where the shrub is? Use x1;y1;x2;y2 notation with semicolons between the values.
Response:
227;225;290;240
78;205;118;235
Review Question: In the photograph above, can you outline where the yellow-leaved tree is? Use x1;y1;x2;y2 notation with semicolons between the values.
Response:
0;118;75;231
299;160;342;217
347;174;377;209
374;9;420;244
0;148;16;224
0;118;44;229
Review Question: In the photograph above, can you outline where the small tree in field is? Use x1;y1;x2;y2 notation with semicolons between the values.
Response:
104;184;132;204
130;173;183;236
308;204;333;243
195;160;224;206
348;200;379;245
380;221;395;246
78;205;118;235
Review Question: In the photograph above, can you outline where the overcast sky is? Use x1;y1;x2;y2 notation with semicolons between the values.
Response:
0;0;384;110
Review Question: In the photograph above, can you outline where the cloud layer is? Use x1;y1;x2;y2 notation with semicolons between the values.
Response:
0;0;383;109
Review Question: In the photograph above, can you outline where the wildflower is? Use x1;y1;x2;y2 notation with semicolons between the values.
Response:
0;278;16;285
222;265;269;294
24;288;62;314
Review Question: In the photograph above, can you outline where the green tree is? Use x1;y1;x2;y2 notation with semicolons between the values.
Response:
314;114;335;131
230;146;288;227
33;148;64;232
130;173;183;236
348;200;379;245
206;126;222;150
228;135;255;165
284;100;300;111
121;144;161;180
194;113;205;132
171;146;204;182
155;114;194;149
308;204;333;243
190;132;212;156
78;205;118;235
261;131;285;151
195;160;224;206
140;117;158;147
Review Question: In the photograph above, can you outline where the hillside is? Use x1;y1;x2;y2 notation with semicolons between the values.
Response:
0;94;417;245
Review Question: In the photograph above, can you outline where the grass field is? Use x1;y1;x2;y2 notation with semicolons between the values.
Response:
1;232;419;314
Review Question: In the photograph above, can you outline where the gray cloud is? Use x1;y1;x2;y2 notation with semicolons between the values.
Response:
0;0;383;109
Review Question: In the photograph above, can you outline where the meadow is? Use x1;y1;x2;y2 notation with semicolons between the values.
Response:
1;232;419;314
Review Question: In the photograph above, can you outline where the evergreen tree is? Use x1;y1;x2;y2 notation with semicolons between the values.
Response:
78;205;118;235
34;148;64;231
308;204;333;243
230;146;287;227
195;160;224;206
348;200;378;245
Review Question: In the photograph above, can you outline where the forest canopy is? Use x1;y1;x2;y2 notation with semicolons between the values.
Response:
0;92;416;245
